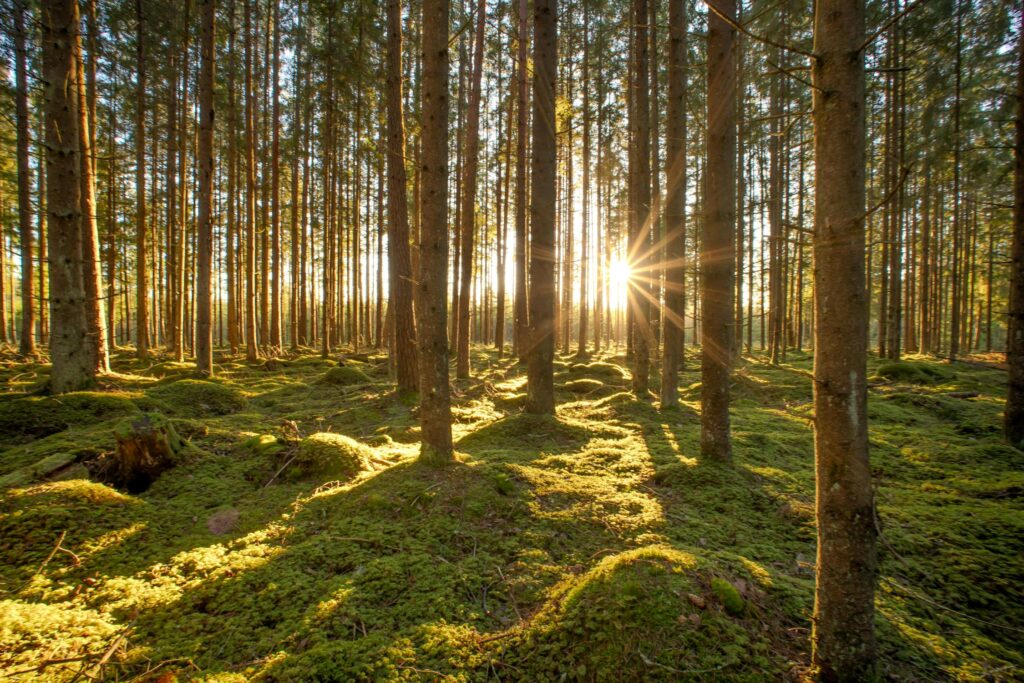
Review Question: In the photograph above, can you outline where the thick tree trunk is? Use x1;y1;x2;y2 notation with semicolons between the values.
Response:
525;0;557;415
270;0;282;351
661;0;686;408
42;0;93;393
387;0;419;394
244;0;259;362
1007;9;1024;448
13;0;35;357
811;0;878;677
196;0;216;376
629;0;651;396
417;0;454;462
456;0;487;379
701;0;735;459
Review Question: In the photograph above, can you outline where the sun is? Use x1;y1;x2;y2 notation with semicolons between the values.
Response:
609;257;632;291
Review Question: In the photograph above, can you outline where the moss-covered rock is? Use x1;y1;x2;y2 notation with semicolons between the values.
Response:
147;361;198;378
319;365;372;386
0;392;141;444
147;379;247;417
291;432;373;480
711;577;746;616
875;360;953;385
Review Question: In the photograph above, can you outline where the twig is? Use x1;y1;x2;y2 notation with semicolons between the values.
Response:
3;530;67;595
703;0;814;59
638;651;729;675
859;0;933;53
262;450;298;488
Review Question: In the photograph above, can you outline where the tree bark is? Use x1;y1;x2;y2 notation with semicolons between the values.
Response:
387;0;419;393
701;0;735;459
42;0;93;392
196;0;216;376
1007;8;1024;448
513;0;529;361
629;0;652;396
134;0;149;359
661;0;686;408
417;0;454;462
13;0;35;357
244;0;259;362
810;0;877;677
525;0;557;415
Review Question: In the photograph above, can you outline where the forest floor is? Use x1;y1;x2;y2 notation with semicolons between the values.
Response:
0;345;1021;681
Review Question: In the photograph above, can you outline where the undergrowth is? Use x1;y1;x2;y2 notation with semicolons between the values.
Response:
0;346;1020;681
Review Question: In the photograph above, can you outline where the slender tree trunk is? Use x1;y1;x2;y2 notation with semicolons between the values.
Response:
661;0;686;408
13;0;35;357
417;0;454;462
950;0;964;361
630;0;652;395
243;0;259;361
577;4;591;357
196;0;216;375
513;0;529;361
456;0;487;379
42;0;93;392
1007;8;1024;448
134;0;149;359
701;0;735;459
387;0;419;393
270;0;282;350
525;0;557;414
811;0;877;677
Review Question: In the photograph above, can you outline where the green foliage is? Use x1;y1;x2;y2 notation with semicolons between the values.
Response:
711;577;746;616
147;379;248;417
0;392;141;444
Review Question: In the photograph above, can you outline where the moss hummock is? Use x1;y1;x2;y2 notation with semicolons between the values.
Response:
319;365;372;386
290;432;374;480
148;379;248;417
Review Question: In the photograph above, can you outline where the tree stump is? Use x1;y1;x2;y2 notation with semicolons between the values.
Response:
97;413;183;493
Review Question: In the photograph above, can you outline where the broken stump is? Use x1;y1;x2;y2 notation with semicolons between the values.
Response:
96;413;183;493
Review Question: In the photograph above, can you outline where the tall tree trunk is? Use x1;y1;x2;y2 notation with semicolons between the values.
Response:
134;0;149;359
630;0;651;395
1007;8;1024;448
417;0;454;462
525;0;557;414
456;0;486;379
661;0;686;408
243;0;259;361
13;0;35;357
577;3;590;357
196;0;216;376
42;0;93;392
811;0;877;676
387;0;419;393
949;0;963;361
270;0;282;350
513;0;529;361
701;0;735;459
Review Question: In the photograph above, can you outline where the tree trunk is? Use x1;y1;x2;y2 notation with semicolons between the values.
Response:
701;0;735;459
42;0;93;393
134;0;149;359
456;0;487;379
1007;8;1024;448
196;0;216;376
526;0;557;415
270;0;282;351
513;0;529;361
661;0;686;408
387;0;419;393
13;0;35;357
810;0;878;677
417;0;454;462
244;0;259;362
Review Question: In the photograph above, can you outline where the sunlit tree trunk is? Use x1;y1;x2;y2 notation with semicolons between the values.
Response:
629;0;651;395
196;0;216;376
134;0;149;359
1007;8;1024;448
513;0;529;361
417;0;454;462
525;0;557;414
244;0;259;362
13;0;35;358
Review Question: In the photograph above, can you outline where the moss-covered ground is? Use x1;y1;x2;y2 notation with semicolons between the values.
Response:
0;346;1020;681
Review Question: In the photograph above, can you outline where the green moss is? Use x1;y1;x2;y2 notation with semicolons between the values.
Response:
291;432;373;480
148;379;248;417
875;360;953;385
319;365;372;386
711;577;746;616
0;392;141;444
147;360;198;378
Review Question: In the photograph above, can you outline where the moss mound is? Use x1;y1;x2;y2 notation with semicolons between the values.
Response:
502;546;776;679
291;432;373;480
562;378;614;396
565;361;630;385
0;392;141;444
875;360;953;385
319;365;372;386
147;361;197;378
147;379;247;417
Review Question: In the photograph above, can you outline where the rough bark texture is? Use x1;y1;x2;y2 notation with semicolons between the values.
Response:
14;0;35;357
416;0;454;462
810;0;878;678
513;0;529;361
1007;10;1024;448
661;0;686;408
42;0;93;393
701;0;735;459
244;0;259;362
456;0;487;379
100;414;183;493
196;0;216;376
525;0;557;415
629;0;651;396
387;0;419;394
